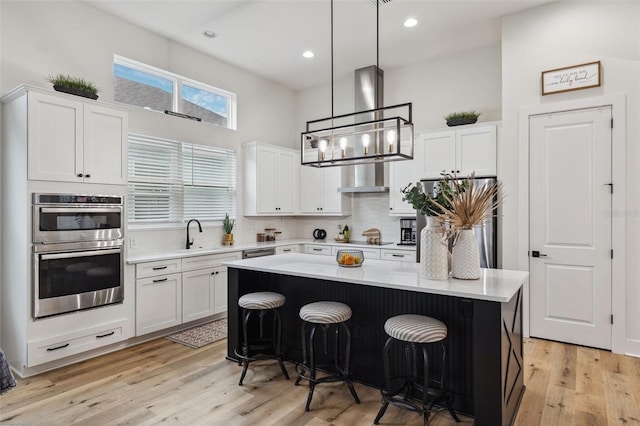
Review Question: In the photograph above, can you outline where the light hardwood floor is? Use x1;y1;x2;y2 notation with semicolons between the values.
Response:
1;338;638;425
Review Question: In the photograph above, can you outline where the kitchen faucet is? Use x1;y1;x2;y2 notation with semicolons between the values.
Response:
186;219;202;249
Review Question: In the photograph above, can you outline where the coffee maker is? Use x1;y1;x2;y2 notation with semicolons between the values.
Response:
399;218;417;246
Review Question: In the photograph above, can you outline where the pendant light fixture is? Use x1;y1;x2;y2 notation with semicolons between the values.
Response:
301;0;414;168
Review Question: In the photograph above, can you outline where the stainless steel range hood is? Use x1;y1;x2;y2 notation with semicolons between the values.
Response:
338;65;389;193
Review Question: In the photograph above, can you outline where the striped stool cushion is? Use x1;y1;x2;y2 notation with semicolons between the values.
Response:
299;301;352;324
384;314;447;343
238;292;285;310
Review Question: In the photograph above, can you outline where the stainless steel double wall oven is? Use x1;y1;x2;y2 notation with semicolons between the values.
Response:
32;193;124;319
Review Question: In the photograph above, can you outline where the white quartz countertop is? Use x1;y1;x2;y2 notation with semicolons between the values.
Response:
126;238;415;264
225;253;528;303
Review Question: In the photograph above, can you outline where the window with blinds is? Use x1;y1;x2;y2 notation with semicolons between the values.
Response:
128;134;236;225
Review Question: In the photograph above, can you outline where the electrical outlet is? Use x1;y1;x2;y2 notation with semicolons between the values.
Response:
129;237;137;249
355;324;364;339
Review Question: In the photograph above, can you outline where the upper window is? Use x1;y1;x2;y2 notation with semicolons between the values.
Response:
114;55;236;130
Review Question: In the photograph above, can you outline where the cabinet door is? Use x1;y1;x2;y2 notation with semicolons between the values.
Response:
276;150;296;213
299;164;322;213
27;92;83;182
83;104;128;185
419;131;456;179
256;146;277;213
456;125;497;177
136;273;182;335
320;167;343;213
182;268;216;322
213;266;228;314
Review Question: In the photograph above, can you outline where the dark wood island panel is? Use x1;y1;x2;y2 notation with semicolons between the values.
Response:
227;267;523;426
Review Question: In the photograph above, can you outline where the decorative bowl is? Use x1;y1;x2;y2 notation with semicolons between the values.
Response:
336;249;364;268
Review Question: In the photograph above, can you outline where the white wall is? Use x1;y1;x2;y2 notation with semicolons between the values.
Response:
501;1;640;354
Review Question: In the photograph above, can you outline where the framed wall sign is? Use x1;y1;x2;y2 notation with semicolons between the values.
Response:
541;61;601;95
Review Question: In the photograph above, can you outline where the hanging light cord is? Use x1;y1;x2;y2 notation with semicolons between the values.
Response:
376;0;379;109
330;0;334;119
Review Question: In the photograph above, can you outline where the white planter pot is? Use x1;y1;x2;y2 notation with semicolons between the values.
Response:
420;216;449;280
451;228;480;280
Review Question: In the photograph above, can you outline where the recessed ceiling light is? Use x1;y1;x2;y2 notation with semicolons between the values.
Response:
203;30;217;39
403;18;418;28
303;50;315;59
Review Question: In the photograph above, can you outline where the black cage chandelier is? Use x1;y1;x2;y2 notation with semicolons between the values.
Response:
301;0;414;168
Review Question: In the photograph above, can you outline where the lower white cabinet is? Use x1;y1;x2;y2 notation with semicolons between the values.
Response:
276;244;300;254
304;244;332;256
27;319;128;367
381;248;416;263
135;251;241;336
182;265;229;323
136;272;183;335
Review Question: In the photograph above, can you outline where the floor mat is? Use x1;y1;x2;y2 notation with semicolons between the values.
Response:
165;318;228;349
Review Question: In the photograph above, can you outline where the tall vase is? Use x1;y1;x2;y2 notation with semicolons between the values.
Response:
451;229;480;279
420;216;449;280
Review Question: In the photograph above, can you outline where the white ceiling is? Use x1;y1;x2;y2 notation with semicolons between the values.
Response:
86;0;551;91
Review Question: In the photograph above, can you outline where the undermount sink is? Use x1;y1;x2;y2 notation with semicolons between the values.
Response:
336;240;395;246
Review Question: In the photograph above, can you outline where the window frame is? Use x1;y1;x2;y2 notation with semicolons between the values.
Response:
114;54;237;130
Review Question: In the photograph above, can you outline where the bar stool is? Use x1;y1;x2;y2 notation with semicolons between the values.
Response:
295;301;360;411
234;291;289;386
374;314;459;426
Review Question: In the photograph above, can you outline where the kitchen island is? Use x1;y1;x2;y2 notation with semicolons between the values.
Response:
225;253;528;426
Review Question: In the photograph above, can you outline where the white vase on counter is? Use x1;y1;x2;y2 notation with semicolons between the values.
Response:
420;216;449;280
451;228;480;279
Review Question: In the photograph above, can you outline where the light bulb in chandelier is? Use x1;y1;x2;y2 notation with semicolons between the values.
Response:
339;137;348;157
387;129;396;153
319;139;327;160
362;134;370;155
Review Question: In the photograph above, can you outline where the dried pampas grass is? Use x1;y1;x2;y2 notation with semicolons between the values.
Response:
430;173;503;234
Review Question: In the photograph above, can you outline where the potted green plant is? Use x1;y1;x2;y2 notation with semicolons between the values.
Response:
47;74;99;100
444;111;480;127
222;213;235;245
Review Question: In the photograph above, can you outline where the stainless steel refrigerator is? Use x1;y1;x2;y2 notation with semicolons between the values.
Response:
416;177;497;268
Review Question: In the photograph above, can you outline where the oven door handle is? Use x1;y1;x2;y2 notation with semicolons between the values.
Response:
39;207;122;214
40;248;121;260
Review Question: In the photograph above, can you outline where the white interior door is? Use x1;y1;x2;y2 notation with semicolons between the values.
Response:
529;106;612;350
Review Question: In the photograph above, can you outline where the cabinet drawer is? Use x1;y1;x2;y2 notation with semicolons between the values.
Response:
304;244;332;256
276;244;299;254
381;249;416;263
332;246;381;260
27;319;128;367
182;252;241;272
136;258;181;279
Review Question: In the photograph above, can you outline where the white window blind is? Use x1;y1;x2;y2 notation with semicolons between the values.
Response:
128;133;236;224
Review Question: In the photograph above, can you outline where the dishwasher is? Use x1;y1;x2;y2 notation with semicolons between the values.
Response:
242;247;276;259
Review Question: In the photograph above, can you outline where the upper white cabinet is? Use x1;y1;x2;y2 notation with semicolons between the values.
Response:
299;149;351;215
388;141;422;216
244;142;298;216
26;89;128;184
419;124;496;179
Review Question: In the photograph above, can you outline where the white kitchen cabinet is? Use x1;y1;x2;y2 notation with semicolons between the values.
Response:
276;244;300;254
136;272;183;335
300;149;351;215
244;142;298;215
388;140;423;216
304;244;332;256
381;248;416;263
419;124;496;179
26;89;128;184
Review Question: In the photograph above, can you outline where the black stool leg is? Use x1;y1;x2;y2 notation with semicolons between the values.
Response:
274;309;289;380
304;324;318;411
238;309;253;386
295;321;307;386
374;337;394;425
341;322;360;404
421;344;430;426
440;342;460;422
